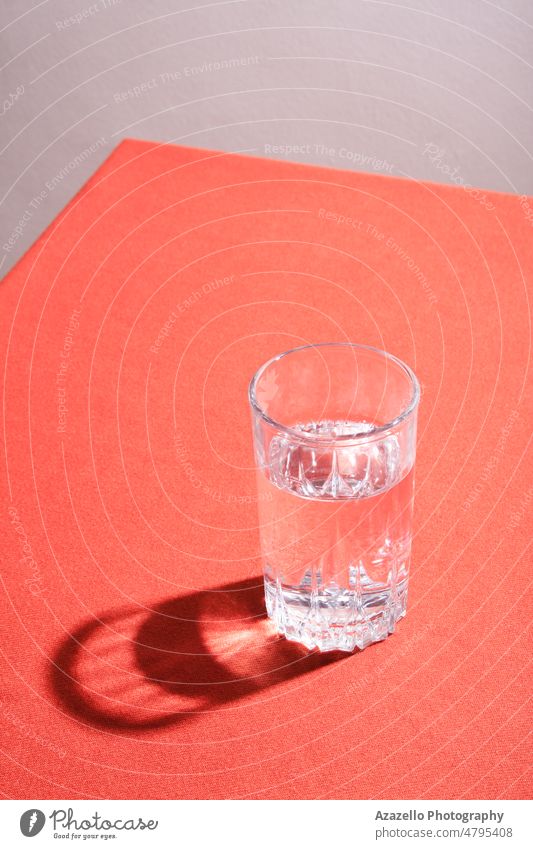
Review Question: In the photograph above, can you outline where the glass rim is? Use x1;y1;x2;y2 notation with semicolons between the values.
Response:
248;342;420;443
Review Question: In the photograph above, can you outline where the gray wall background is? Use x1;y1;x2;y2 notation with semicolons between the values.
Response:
1;0;532;276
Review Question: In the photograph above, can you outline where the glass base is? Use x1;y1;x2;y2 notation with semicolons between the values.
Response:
265;575;408;653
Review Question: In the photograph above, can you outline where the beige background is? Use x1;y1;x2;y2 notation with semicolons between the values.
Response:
1;0;532;275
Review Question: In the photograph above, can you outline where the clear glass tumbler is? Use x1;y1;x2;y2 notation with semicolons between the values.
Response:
249;342;420;652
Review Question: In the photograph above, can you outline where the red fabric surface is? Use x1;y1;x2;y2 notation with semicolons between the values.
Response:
0;139;531;800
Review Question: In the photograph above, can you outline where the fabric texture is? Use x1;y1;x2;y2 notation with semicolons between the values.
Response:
0;139;531;800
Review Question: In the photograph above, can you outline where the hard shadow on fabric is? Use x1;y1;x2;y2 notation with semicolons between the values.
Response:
50;577;345;731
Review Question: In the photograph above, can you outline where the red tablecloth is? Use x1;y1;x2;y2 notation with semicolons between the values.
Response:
1;139;531;800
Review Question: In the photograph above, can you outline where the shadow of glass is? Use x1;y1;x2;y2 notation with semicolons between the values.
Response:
50;577;344;732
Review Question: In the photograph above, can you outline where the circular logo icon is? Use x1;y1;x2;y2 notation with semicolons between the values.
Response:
20;810;46;837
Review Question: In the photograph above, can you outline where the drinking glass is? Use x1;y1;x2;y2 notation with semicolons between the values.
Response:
249;342;420;652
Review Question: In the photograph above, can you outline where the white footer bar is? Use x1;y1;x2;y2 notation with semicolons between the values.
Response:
1;799;530;848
